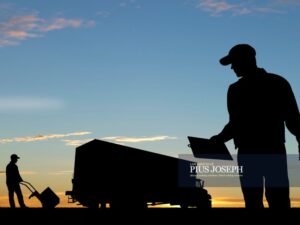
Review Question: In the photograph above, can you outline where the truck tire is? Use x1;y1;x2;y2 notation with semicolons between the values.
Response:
180;203;188;209
87;201;99;208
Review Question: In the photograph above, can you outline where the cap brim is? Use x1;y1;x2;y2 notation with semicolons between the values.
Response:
219;55;231;66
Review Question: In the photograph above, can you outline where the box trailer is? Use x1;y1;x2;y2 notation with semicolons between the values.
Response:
66;139;211;208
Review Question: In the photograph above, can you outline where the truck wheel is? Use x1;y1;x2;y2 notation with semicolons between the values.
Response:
110;199;147;209
196;200;211;209
87;201;99;208
180;204;188;209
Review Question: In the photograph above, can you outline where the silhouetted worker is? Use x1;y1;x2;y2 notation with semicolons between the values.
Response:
6;154;27;208
211;44;300;208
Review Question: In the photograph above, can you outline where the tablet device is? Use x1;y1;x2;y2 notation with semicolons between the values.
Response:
188;136;233;160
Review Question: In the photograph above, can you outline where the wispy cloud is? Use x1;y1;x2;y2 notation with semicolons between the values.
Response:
4;30;38;39
62;135;177;147
39;18;82;32
48;170;73;176
0;7;95;46
196;0;292;16
0;97;63;112
0;39;16;46
197;0;236;16
119;0;141;9
102;135;177;143
0;170;37;175
20;171;38;175
0;131;91;144
63;139;93;147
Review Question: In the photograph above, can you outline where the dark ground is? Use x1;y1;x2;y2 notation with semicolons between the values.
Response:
1;208;299;223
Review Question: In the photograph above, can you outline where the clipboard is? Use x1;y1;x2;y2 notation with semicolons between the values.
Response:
188;136;233;160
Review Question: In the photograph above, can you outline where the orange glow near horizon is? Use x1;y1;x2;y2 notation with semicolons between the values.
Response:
1;175;299;208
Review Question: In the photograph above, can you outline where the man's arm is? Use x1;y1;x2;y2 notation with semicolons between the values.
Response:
211;85;235;143
16;166;23;183
284;81;300;158
210;121;234;143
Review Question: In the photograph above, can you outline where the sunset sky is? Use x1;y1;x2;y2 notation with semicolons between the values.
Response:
1;0;300;208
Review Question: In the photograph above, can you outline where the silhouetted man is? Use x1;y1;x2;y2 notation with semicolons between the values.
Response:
211;44;300;208
6;154;27;208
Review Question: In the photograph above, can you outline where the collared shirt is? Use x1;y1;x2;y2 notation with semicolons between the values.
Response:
218;68;300;154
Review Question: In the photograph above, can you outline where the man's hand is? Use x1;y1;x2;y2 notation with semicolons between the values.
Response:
209;135;223;143
296;136;300;160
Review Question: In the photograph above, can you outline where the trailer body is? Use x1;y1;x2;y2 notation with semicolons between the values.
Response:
67;139;211;208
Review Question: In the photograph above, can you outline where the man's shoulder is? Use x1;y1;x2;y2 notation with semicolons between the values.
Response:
228;80;241;89
6;162;16;169
264;71;290;87
228;68;291;91
265;71;285;80
6;162;12;171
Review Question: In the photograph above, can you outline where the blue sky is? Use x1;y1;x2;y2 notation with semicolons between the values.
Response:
0;0;300;207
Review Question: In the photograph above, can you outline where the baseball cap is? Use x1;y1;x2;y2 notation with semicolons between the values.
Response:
11;154;20;159
220;44;256;66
